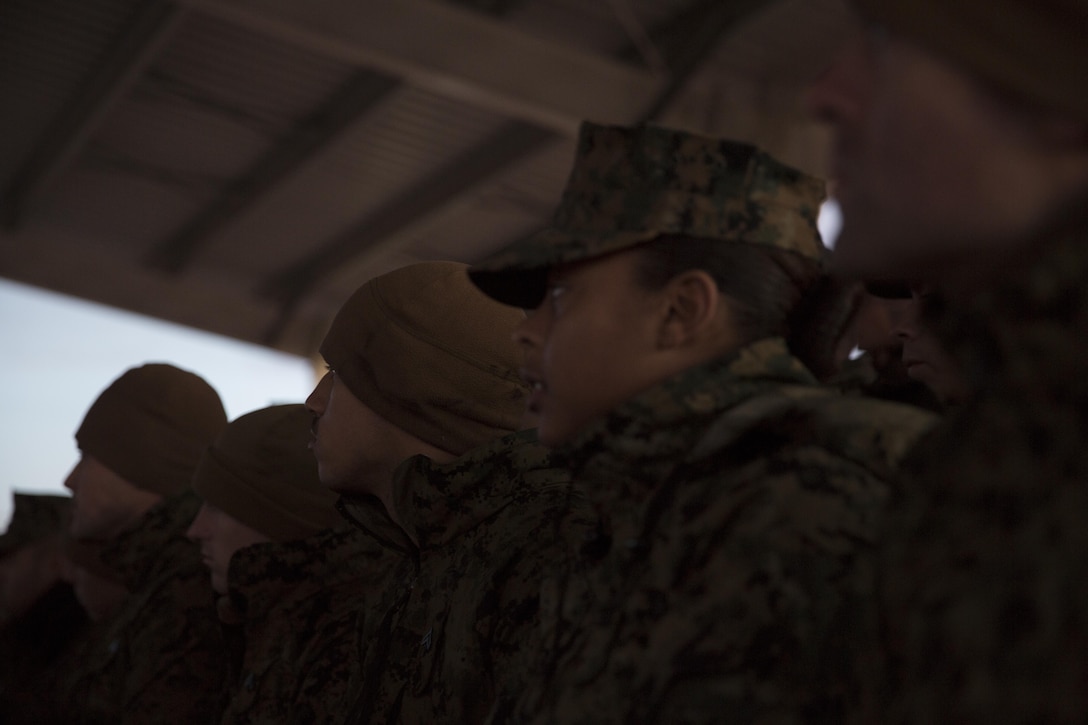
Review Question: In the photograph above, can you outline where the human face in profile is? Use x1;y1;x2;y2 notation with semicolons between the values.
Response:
513;250;678;446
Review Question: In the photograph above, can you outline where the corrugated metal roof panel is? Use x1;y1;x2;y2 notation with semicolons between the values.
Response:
150;13;355;128
0;0;145;185
38;162;215;249
199;85;515;279
502;0;696;60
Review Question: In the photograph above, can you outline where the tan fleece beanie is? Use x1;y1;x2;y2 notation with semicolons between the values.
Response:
75;364;228;496
191;404;341;542
319;261;529;456
854;0;1088;119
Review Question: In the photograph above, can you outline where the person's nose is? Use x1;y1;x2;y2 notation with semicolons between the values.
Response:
306;371;334;417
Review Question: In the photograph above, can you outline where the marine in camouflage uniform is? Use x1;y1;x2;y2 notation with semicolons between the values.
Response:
808;0;1088;720
878;204;1088;722
215;525;393;725
42;364;230;724
307;262;591;723
339;428;592;724
187;404;397;725
470;122;938;722
58;490;226;724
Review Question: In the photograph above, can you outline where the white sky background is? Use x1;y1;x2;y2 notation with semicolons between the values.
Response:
0;279;317;529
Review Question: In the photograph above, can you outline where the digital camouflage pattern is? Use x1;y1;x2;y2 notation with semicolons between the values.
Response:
339;429;594;724
506;338;935;724
54;490;225;724
214;525;396;725
470;122;826;308
879;202;1088;723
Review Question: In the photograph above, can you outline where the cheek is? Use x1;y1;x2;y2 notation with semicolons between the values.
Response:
549;314;650;409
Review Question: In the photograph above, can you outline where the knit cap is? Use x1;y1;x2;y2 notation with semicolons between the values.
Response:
470;122;826;308
319;262;529;456
191;404;341;542
75;364;227;496
853;0;1088;120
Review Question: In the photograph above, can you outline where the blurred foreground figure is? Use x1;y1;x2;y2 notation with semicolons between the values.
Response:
307;262;589;723
810;1;1088;720
470;122;936;723
51;364;228;724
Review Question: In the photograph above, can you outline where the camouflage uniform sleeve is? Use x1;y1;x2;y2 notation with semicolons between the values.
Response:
545;448;890;724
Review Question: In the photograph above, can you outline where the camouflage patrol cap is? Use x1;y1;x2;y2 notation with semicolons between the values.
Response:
470;122;826;308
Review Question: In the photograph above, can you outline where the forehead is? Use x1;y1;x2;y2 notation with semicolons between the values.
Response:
548;247;642;284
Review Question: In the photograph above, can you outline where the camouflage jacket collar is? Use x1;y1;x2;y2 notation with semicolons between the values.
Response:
557;337;820;495
934;200;1088;397
337;493;416;554
390;428;567;550
220;525;385;624
99;490;201;590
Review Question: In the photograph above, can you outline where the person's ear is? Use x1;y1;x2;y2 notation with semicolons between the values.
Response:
657;270;723;348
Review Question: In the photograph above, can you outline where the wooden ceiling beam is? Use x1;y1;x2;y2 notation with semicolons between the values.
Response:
1;0;186;229
145;70;401;275
176;0;665;134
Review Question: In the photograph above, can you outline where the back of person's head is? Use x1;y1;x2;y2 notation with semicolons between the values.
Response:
319;261;529;457
76;363;228;497
191;404;341;542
